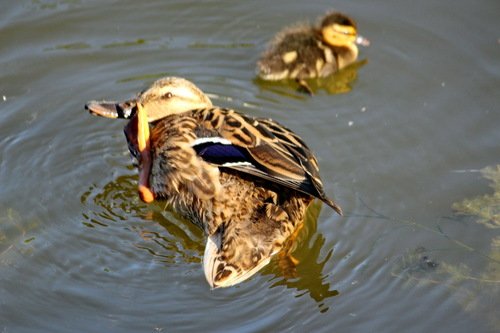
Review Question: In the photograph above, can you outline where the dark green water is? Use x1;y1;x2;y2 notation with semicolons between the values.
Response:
1;1;499;332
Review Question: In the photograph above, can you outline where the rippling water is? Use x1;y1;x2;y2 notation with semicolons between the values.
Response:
1;1;499;332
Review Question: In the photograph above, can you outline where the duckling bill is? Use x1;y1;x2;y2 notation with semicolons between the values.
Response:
257;11;369;94
86;77;342;288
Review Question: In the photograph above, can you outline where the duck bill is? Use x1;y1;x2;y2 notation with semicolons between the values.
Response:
355;35;370;47
85;99;137;119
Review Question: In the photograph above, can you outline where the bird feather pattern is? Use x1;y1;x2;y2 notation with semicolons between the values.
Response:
86;77;342;288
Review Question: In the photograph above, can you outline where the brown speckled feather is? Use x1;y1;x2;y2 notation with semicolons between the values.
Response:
145;108;341;287
193;108;342;215
86;77;342;288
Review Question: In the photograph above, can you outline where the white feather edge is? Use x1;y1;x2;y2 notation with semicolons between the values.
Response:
220;161;253;167
203;233;221;289
203;233;273;289
192;137;232;146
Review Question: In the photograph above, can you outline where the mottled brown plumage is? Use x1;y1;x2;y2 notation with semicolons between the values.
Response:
86;77;342;288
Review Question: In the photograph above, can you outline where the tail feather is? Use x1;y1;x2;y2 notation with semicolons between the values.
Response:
203;232;272;288
202;200;310;288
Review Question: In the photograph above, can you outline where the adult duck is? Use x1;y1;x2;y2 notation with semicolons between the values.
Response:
86;77;342;288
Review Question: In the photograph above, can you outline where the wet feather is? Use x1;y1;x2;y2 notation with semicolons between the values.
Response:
86;77;342;288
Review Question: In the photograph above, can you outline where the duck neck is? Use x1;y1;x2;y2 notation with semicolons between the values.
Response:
334;43;359;69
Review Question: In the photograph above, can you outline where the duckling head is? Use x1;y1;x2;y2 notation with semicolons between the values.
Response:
86;77;213;122
319;12;369;48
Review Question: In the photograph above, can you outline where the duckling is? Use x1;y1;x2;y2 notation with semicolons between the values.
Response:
86;77;342;288
257;11;369;94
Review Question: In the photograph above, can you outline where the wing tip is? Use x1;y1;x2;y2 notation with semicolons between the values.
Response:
324;198;343;216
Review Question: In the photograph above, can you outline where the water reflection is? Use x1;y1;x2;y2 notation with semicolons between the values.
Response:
81;171;145;227
265;200;339;313
253;59;367;96
0;206;40;265
81;172;204;266
135;210;204;265
82;175;339;310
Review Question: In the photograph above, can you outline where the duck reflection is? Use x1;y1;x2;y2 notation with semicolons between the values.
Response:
82;176;339;309
254;59;367;96
81;173;204;264
263;200;339;311
85;77;341;288
81;172;146;227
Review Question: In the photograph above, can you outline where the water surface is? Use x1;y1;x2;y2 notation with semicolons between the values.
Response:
1;1;499;332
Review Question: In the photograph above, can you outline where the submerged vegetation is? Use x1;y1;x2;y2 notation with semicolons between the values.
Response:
390;165;500;330
450;165;500;329
452;165;500;229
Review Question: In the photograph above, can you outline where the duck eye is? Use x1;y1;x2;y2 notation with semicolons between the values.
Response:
163;92;173;99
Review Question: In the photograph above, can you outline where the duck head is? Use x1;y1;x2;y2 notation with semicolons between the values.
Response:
319;12;370;48
86;77;213;203
86;77;213;122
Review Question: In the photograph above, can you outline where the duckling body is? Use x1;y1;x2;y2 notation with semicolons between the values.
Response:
258;24;339;81
257;12;369;92
86;77;342;288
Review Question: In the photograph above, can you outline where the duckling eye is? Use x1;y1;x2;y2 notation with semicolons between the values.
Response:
163;92;173;99
332;24;356;37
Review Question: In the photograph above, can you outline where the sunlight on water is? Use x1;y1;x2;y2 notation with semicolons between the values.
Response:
81;170;340;312
1;0;499;332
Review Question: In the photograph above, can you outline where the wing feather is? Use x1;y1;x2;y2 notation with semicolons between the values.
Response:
192;108;342;215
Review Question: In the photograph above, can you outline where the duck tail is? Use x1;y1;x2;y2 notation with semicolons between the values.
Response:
203;203;294;288
203;230;272;289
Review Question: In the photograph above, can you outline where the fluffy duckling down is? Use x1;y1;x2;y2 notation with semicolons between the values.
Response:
257;11;369;92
